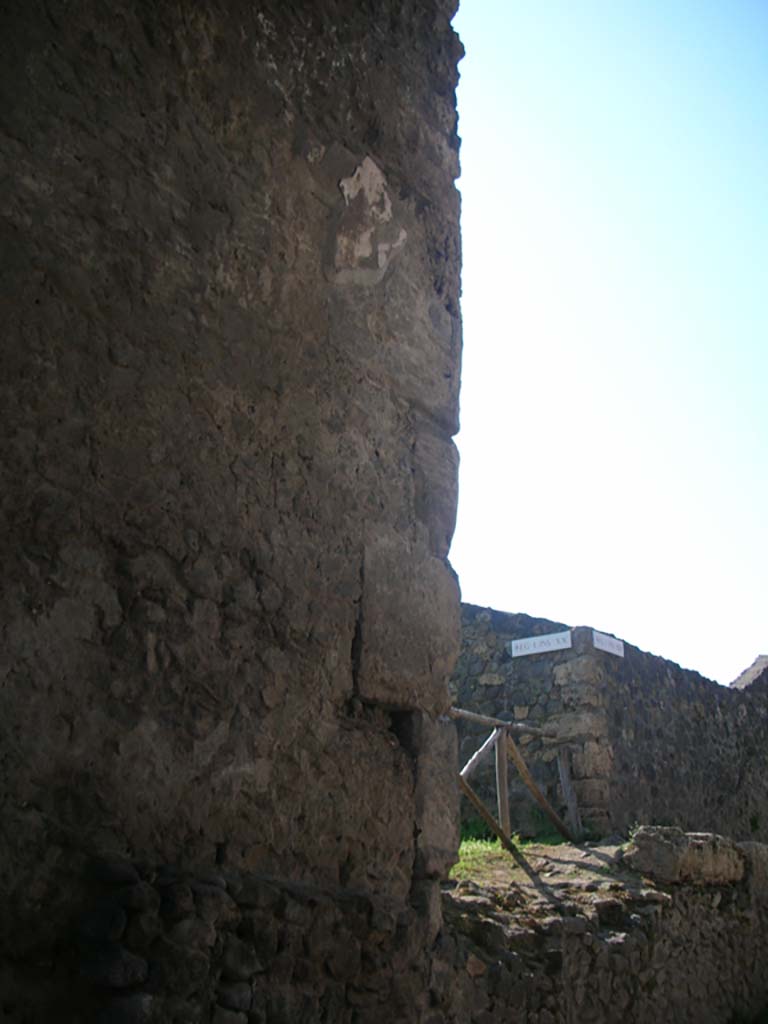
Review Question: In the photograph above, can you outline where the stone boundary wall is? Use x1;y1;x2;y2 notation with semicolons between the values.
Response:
451;604;768;841
2;856;441;1024
4;830;767;1023
435;831;768;1024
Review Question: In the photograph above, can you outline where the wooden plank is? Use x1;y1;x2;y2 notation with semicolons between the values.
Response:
458;775;518;857
460;728;500;780
495;729;511;836
557;748;583;841
505;733;577;843
449;706;556;737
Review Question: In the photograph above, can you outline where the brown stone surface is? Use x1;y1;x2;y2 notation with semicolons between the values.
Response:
0;1;463;1014
622;827;745;885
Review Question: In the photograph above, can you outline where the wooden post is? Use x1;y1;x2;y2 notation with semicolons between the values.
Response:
495;729;511;837
460;728;500;780
505;733;576;843
458;775;518;856
557;747;583;841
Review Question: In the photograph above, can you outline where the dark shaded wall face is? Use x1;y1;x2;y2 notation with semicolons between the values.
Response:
0;0;462;947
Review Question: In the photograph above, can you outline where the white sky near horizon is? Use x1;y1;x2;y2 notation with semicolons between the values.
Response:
449;0;767;685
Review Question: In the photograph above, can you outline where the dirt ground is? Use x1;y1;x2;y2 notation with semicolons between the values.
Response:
447;840;662;919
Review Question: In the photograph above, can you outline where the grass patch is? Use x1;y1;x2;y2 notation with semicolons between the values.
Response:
450;830;570;884
451;838;509;883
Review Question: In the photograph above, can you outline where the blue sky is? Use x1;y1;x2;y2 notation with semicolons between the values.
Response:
450;1;768;684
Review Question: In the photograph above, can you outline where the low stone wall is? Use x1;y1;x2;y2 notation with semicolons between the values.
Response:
2;857;440;1024
604;646;768;841
434;830;768;1024
451;604;768;842
5;830;767;1023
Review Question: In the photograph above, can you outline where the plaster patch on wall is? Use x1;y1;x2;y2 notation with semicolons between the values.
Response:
328;156;407;285
339;157;392;219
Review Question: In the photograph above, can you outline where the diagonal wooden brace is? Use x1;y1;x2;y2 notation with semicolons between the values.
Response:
505;733;576;843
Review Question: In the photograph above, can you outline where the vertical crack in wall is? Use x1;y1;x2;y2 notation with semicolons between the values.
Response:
350;553;365;698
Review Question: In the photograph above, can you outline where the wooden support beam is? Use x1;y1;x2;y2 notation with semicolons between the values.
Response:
449;706;556;737
505;734;576;843
458;775;518;857
460;728;500;780
495;729;510;836
557;748;583;841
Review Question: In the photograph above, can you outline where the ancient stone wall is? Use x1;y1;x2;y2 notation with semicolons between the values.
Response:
7;855;441;1024
435;830;768;1024
0;1;462;1017
14;831;768;1024
451;606;612;836
603;644;768;841
452;604;768;842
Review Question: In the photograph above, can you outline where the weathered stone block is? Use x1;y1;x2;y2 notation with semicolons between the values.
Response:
622;827;746;884
550;711;608;742
478;673;504;688
358;531;459;714
412;714;460;880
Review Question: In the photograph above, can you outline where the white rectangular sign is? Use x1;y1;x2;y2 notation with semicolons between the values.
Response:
593;630;624;658
508;630;572;658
